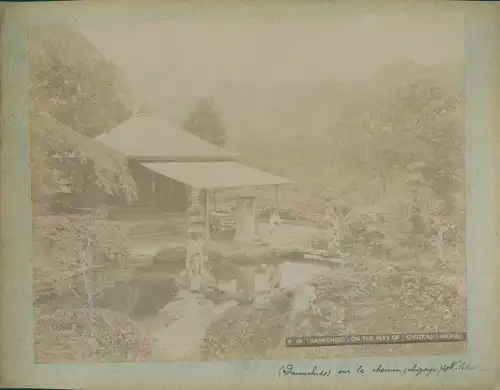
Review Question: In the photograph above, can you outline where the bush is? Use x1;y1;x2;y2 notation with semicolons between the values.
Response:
202;291;294;360
35;305;151;362
33;214;149;362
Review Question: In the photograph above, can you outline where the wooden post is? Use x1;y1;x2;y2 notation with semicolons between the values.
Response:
275;185;280;208
167;178;173;212
151;172;156;209
204;189;210;242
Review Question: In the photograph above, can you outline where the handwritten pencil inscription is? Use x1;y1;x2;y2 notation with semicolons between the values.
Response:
278;360;475;379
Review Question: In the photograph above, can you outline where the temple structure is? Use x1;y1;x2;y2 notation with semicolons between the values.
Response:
95;113;293;243
95;113;293;289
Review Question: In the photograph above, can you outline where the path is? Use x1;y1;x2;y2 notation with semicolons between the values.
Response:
147;291;238;361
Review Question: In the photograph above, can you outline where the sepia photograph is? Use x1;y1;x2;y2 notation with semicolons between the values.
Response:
29;11;468;365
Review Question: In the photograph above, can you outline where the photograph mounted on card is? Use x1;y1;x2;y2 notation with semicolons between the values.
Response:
1;1;499;390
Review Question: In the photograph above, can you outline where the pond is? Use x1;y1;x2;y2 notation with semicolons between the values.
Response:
101;252;334;322
212;260;331;297
124;256;333;361
93;222;344;361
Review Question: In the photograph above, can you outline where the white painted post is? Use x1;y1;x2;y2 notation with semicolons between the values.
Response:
235;196;256;243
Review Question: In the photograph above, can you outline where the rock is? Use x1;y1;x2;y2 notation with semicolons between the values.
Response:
217;279;237;296
160;290;214;318
279;262;329;291
213;300;239;317
289;283;317;320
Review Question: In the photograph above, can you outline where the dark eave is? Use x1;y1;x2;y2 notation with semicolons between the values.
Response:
129;155;238;163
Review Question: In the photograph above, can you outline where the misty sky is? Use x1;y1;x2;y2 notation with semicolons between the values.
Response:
79;12;465;105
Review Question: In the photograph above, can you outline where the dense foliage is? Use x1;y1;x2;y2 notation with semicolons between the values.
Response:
234;63;464;230
33;213;154;362
30;26;146;362
203;62;466;360
29;25;132;138
203;220;466;360
29;26;137;205
35;306;151;363
30;112;137;205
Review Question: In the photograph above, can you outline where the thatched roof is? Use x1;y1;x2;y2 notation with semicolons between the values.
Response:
142;161;293;189
94;114;238;162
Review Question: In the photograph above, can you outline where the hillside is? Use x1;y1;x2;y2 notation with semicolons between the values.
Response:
30;26;152;363
155;81;358;145
155;60;462;148
152;60;464;215
230;60;464;211
29;25;133;138
29;25;136;202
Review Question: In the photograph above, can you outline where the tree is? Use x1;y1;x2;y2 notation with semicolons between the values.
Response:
183;97;227;147
30;112;137;204
29;25;133;138
34;214;151;362
30;27;147;362
335;65;464;207
29;25;137;206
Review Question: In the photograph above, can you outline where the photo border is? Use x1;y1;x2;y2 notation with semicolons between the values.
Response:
1;2;499;389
